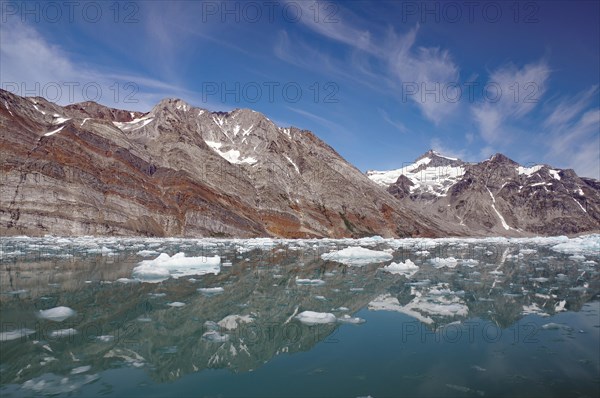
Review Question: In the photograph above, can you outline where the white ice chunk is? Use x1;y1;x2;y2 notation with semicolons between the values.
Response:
197;287;224;296
50;328;78;338
295;311;337;325
382;259;419;276
70;365;91;374
217;314;254;330
337;314;366;324
321;247;393;266
132;253;221;283
37;306;76;322
295;278;325;286
0;328;35;342
430;257;459;269
551;235;599;256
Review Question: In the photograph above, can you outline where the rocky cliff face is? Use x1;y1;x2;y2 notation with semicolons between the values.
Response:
368;151;600;236
0;90;446;238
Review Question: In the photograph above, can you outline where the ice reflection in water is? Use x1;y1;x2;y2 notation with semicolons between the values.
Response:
0;235;598;397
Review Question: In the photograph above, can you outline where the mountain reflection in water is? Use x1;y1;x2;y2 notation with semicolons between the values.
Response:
1;235;598;397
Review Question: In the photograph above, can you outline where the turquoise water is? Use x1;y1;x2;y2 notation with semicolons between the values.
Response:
1;236;599;397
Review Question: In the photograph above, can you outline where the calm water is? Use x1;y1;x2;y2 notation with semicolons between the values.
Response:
1;235;599;397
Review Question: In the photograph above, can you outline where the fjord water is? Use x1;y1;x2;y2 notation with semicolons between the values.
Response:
1;235;599;397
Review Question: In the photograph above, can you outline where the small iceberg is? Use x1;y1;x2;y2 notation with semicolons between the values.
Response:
382;259;419;276
429;257;459;269
37;306;76;322
295;311;337;325
132;252;221;283
49;328;78;338
0;328;35;342
295;278;325;285
197;287;224;296
217;314;254;330
321;247;393;266
337;314;365;324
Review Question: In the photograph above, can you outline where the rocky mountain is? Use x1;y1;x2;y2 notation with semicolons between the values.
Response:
0;89;448;238
368;150;600;235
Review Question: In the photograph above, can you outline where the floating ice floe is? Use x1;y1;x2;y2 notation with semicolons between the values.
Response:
295;278;325;285
382;259;419;276
197;287;224;296
22;373;99;395
70;365;91;375
37;306;76;322
0;328;35;342
218;314;253;330
541;323;568;330
321;247;393;266
49;328;78;338
116;278;138;284
461;259;479;267
430;257;459;269
551;234;599;256
295;311;337;325
137;250;159;257
337;314;365;324
530;277;549;283
132;252;221;283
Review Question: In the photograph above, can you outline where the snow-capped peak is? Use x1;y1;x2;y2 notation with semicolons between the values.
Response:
367;150;465;196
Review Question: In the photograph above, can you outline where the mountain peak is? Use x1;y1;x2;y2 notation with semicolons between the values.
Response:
153;97;194;113
488;153;518;165
417;149;462;163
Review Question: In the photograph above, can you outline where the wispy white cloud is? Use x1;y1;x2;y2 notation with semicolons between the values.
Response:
430;137;468;160
290;1;378;55
543;96;600;178
378;109;408;133
472;60;551;145
286;106;346;135
277;11;460;125
387;26;460;125
0;19;202;111
543;85;598;128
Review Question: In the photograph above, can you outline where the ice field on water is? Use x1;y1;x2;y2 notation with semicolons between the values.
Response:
0;234;599;397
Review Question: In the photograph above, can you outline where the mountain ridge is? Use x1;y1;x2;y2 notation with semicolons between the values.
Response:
2;89;598;238
369;149;600;235
0;89;450;238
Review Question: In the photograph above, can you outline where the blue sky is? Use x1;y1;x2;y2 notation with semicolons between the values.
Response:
1;1;599;178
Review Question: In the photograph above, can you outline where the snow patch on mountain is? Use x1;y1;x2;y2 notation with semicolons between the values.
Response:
205;140;257;165
113;116;153;131
367;152;465;196
517;165;543;176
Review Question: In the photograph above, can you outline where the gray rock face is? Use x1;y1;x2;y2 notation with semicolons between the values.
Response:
369;151;600;236
1;90;446;238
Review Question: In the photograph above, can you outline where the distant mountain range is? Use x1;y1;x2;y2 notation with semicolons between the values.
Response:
368;150;600;235
1;89;598;238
